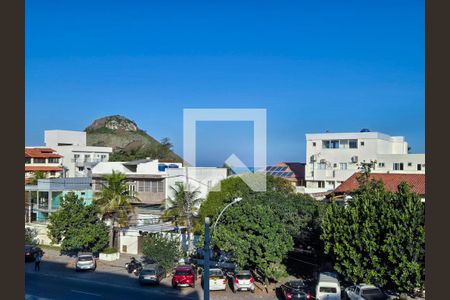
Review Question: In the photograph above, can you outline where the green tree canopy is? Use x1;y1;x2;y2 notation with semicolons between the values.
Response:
27;170;47;185
47;192;109;253
212;199;294;281
195;174;294;232
321;179;425;293
142;233;182;272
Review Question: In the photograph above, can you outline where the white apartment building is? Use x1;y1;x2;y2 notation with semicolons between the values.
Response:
305;130;425;192
44;130;113;177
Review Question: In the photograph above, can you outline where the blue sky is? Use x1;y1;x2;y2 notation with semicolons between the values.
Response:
26;0;424;167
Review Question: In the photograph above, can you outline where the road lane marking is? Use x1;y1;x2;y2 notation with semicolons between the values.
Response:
25;271;200;299
71;290;101;297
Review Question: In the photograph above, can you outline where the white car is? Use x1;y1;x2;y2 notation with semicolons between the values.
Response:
316;273;341;300
344;284;388;300
75;252;96;271
232;270;255;293
203;268;227;291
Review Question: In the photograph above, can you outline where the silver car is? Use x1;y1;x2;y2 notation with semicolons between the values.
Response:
75;252;96;271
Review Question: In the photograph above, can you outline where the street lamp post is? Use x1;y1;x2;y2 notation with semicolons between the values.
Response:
203;197;242;300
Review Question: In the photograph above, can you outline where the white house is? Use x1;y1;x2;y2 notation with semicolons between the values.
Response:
44;130;113;177
91;159;227;206
305;130;425;193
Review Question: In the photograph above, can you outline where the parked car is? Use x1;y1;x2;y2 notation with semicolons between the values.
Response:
280;280;312;299
344;284;388;300
75;252;96;271
25;245;42;262
138;264;166;285
316;273;341;300
232;270;255;293
172;265;196;288
202;268;227;291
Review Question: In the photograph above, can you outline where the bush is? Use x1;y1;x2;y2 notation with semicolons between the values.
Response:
102;247;118;254
25;227;38;245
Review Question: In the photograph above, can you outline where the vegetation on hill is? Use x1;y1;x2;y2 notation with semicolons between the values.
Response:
85;115;182;162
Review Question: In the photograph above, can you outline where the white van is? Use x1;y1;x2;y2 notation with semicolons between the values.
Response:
316;273;341;300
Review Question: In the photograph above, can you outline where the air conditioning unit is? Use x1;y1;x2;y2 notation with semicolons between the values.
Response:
351;156;358;163
320;159;326;164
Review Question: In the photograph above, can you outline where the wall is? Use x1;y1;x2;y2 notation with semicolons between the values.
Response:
45;130;86;147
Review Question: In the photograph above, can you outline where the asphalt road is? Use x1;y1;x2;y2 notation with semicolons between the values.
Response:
25;271;201;300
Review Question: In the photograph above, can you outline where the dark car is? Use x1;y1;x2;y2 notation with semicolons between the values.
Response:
25;245;42;262
280;280;312;300
172;265;196;288
138;264;166;286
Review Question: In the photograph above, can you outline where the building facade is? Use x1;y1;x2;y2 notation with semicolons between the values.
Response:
91;159;228;206
305;130;425;192
44;130;113;177
25;148;64;183
25;177;93;223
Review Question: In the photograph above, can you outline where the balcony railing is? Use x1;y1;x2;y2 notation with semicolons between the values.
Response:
71;158;108;166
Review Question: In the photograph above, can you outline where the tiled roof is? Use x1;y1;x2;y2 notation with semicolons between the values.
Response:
334;173;425;196
25;148;63;158
25;166;63;172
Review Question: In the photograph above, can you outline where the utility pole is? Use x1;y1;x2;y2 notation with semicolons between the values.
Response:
204;217;210;300
185;166;193;255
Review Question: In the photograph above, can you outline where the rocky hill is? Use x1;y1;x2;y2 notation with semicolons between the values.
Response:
85;115;182;162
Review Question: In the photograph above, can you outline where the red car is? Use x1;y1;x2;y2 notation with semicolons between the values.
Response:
172;265;196;288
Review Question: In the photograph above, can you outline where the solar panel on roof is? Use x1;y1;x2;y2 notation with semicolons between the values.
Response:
280;166;288;171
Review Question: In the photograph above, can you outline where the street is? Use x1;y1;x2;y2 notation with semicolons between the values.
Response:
25;249;278;300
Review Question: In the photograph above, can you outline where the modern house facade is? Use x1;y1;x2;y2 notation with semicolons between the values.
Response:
44;130;113;177
305;130;425;192
91;159;228;206
25;177;93;223
25;148;64;183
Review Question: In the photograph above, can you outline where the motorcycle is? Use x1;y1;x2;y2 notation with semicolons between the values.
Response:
125;257;142;276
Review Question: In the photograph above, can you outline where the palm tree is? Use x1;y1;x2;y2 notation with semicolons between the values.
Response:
163;182;202;253
94;171;139;247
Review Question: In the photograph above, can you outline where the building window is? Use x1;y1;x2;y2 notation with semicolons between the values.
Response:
323;140;339;149
417;164;422;171
48;158;59;163
312;142;316;147
318;181;325;188
50;171;56;176
378;162;385;168
25;157;31;164
74;154;80;159
408;162;412;167
101;154;107;161
393;163;404;171
360;141;365;146
339;163;347;170
157;181;164;193
84;154;91;161
349;139;358;149
317;162;327;170
34;158;46;164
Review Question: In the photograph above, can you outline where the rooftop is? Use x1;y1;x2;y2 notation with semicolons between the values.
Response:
25;148;63;158
334;172;425;196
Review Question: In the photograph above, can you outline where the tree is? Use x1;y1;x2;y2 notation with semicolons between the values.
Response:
320;180;425;293
47;192;109;253
94;171;138;247
142;233;182;272
28;171;46;185
195;174;294;232
162;182;202;252
25;227;38;245
212;199;294;281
